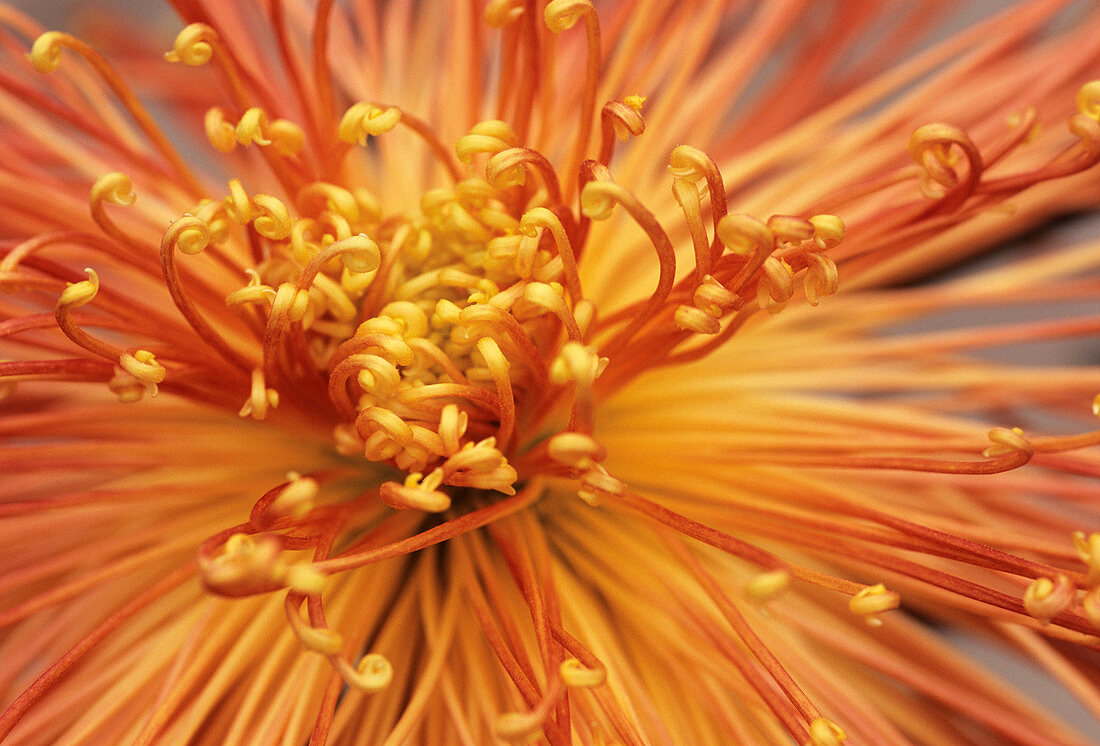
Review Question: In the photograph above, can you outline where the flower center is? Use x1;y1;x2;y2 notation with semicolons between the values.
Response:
29;21;860;522
203;111;627;512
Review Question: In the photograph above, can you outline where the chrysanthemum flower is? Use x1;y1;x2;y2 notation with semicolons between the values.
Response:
3;0;1100;743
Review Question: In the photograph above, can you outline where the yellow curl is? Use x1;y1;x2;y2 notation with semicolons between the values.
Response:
57;268;99;308
166;215;211;255
28;32;65;74
1077;80;1100;122
90;172;136;207
338;103;400;145
164;23;216;66
544;0;594;33
251;194;292;240
579;180;620;221
716;213;773;256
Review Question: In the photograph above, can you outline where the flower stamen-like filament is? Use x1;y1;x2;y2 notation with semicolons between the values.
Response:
1083;588;1100;630
575;464;626;507
705;426;1041;476
802;253;840;306
238;367;278;420
248;472;321;531
441;438;519;494
598;97;646;165
670;145;729;270
284;592;393;693
337;102;400;144
166;24;313;196
1023;575;1076;625
547;431;606;471
518;207;582;301
848;583;901;627
225;268;276;309
204;107;237;153
746;569;792;603
608;484;1100;643
806;718;848;746
339;101;463;181
53;269;167;401
54;268;119;360
165;23;252;112
117;349;166;397
659;529;830;744
477;336;517;449
672;177;712;287
909;123;984;205
824;82;1100;286
228;107;305;157
160;215;257;373
978;102;1100;196
487;147;564;206
758;256;795;314
484;0;525;28
522;281;582;341
630;208;844;377
88;172;147;254
28;31;205;194
380;470;452;513
544;0;600;195
494;677;565;742
674;275;742;335
1073;532;1100;586
559;657;606;688
581;179;676;354
456;119;519;165
198;532;286;598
